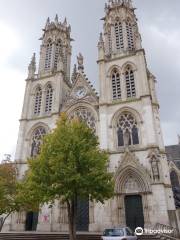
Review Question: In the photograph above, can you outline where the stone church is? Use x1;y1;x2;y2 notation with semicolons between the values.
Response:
5;0;180;233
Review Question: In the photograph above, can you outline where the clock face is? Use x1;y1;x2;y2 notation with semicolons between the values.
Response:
75;87;86;99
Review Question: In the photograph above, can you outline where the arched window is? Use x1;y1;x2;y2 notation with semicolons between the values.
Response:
69;107;96;132
126;22;134;50
34;87;42;115
170;171;180;208
45;39;52;70
45;84;53;113
116;112;139;147
54;39;62;69
170;171;180;189
112;69;121;100
108;31;112;54
31;127;46;157
115;22;124;50
125;66;136;98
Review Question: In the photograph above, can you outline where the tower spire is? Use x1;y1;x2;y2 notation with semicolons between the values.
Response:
28;53;36;79
55;14;59;24
45;17;50;29
106;0;133;10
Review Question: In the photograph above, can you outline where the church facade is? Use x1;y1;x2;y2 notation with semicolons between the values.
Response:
5;0;180;233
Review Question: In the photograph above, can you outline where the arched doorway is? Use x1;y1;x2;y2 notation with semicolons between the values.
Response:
115;159;151;229
25;212;38;231
125;195;144;231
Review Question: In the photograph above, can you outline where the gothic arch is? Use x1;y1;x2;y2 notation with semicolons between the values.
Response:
25;122;50;141
170;170;180;188
114;152;151;226
121;61;137;74
45;38;53;45
115;151;151;194
111;108;142;148
44;83;54;113
107;65;121;78
115;166;151;194
44;81;55;90
25;123;50;157
66;102;98;121
111;107;143;127
31;84;43;95
66;103;98;132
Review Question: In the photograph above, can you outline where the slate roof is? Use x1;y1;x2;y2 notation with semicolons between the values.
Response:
165;144;180;169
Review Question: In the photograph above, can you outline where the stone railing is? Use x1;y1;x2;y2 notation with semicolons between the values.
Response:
154;223;180;239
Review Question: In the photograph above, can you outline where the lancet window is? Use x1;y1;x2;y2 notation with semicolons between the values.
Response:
115;22;124;50
31;127;46;157
54;39;62;69
45;84;53;113
125;66;136;98
69;107;96;131
34;87;42;115
116;112;139;147
126;22;134;50
112;69;121;100
45;39;53;70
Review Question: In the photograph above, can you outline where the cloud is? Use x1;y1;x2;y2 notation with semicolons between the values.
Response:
140;21;180;145
0;22;25;161
0;66;26;161
0;22;21;64
161;121;180;145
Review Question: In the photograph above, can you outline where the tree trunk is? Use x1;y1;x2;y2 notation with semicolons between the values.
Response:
0;213;11;232
66;196;77;240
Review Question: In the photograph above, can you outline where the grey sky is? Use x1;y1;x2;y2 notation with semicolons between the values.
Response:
0;0;180;160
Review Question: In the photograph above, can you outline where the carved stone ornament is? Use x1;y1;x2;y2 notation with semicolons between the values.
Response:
77;53;84;71
115;151;152;194
148;149;161;181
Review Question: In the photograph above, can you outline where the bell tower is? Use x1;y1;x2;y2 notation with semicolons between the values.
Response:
38;15;72;83
97;0;177;229
15;15;73;176
103;0;142;57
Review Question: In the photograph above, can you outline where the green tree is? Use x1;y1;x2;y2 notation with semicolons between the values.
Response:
0;160;40;232
25;114;114;240
0;160;21;231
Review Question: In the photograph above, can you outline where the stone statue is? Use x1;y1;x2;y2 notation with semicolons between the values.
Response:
77;53;84;71
124;130;130;147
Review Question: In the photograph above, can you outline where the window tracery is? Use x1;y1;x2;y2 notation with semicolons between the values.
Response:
108;31;112;54
116;112;139;147
125;66;136;98
69;107;96;131
45;39;52;70
54;39;62;69
45;84;53;113
115;22;124;50
126;22;134;50
112;69;121;100
31;127;46;157
34;87;42;115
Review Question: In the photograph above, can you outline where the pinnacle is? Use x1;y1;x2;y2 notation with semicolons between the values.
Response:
105;0;133;11
43;14;70;33
55;14;58;23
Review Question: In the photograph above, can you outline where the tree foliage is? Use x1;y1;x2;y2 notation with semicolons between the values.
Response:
0;161;20;231
24;114;114;240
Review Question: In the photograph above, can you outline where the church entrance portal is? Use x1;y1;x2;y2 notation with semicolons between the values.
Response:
25;212;38;231
76;198;89;231
125;195;144;231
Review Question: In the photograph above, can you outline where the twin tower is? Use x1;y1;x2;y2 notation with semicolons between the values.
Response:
9;0;179;233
